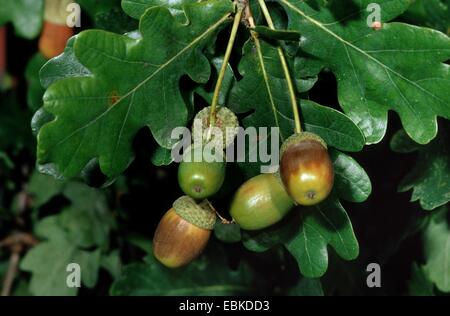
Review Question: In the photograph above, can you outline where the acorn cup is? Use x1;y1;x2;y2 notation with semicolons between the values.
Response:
280;132;334;206
39;0;75;59
192;105;239;149
229;173;295;231
153;196;216;268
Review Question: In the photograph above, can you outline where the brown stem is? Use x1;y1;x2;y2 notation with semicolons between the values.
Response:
1;245;21;296
205;200;234;225
0;232;38;249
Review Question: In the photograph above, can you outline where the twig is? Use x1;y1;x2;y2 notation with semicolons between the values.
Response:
206;200;234;225
1;245;21;296
0;232;38;296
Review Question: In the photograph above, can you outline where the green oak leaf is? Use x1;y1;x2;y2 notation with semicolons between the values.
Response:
40;36;91;89
214;222;242;243
25;53;47;112
100;250;123;279
285;194;359;278
253;26;300;41
0;92;33;150
21;238;101;295
36;0;234;179
121;0;198;21
0;0;43;39
229;38;318;144
408;262;435;296
288;277;324;296
401;0;450;35
195;56;236;108
279;0;450;144
27;171;64;207
229;36;364;178
391;125;450;210
423;206;450;293
77;0;120;18
110;246;255;295
330;148;371;203
77;0;138;34
242;148;366;278
21;181;116;295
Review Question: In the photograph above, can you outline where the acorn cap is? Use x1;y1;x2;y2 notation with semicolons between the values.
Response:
173;196;217;230
192;106;239;149
280;132;328;157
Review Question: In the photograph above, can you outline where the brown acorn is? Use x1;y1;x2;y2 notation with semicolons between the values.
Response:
39;0;75;59
153;196;216;268
39;21;74;59
280;132;334;206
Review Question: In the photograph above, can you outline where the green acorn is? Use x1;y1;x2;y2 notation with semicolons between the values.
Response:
229;173;294;230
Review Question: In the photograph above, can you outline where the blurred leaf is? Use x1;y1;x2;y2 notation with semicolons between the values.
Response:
21;237;101;295
390;129;421;153
423;206;450;293
126;234;152;254
122;0;197;21
287;277;324;296
101;250;123;279
408;263;435;296
94;7;138;34
401;0;450;34
21;181;115;295
110;247;255;295
27;172;64;207
392;125;450;210
151;146;173;166
0;0;44;39
77;0;120;18
25;53;47;112
253;26;300;41
214;222;242;243
0;92;33;150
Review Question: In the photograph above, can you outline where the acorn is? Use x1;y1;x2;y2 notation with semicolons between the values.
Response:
178;145;226;200
39;0;74;59
153;196;216;268
229;173;294;230
280;132;334;206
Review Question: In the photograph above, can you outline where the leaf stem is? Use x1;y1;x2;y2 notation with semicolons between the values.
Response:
256;0;302;134
208;1;244;130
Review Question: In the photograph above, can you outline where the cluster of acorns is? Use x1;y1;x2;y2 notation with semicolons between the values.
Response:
153;107;334;268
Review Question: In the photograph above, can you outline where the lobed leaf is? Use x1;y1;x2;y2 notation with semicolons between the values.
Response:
280;0;450;144
37;0;234;179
